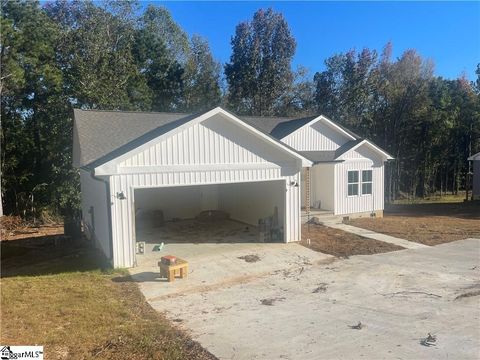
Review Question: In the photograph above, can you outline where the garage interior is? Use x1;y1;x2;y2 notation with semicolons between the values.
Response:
134;180;286;247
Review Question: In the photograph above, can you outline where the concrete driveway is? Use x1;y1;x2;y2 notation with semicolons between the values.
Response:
130;239;480;360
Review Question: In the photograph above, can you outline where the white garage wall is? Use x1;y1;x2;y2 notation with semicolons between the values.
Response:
218;180;285;228
100;111;305;268
109;169;301;268
79;169;111;261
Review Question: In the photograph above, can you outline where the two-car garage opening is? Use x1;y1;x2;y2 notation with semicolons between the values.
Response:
134;180;286;247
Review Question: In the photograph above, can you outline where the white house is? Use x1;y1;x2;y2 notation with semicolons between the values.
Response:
249;115;394;217
74;107;312;267
73;107;392;268
468;152;480;200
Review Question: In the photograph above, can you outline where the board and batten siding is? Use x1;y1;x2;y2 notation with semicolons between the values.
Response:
105;116;303;268
118;115;288;168
281;120;350;151
109;170;301;268
334;160;384;216
79;169;111;260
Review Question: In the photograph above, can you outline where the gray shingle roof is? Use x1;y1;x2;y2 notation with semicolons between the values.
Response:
299;151;338;163
73;108;314;168
298;140;364;164
334;139;364;158
73;109;193;168
73;107;382;169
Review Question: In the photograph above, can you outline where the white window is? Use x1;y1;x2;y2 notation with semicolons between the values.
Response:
362;170;373;195
347;170;359;196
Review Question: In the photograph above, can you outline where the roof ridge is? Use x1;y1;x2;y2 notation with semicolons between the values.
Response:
74;108;191;116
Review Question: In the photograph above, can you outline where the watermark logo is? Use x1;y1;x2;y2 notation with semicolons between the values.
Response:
0;346;43;360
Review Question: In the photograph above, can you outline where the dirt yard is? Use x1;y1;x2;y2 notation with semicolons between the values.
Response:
0;216;64;241
300;224;403;257
1;232;216;360
348;202;480;246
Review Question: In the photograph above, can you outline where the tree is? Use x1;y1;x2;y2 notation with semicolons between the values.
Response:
133;4;185;111
1;0;76;217
225;8;296;116
312;42;480;200
277;66;315;116
47;0;148;110
182;35;222;112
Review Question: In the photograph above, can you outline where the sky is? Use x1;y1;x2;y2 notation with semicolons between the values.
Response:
150;1;480;80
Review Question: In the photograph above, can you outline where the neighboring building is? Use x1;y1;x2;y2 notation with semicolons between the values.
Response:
249;115;393;217
468;152;480;200
73;107;392;268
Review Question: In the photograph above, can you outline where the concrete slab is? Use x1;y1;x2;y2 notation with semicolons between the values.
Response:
130;242;333;299
135;238;480;359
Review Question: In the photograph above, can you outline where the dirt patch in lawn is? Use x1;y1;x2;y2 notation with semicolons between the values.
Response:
300;224;403;257
1;234;216;360
1;215;64;241
348;203;480;246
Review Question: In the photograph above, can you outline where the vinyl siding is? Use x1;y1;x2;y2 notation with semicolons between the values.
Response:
79;169;111;261
334;160;384;215
105;115;302;268
281;120;350;151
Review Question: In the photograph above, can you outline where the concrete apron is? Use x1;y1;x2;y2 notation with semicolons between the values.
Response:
134;238;480;360
129;242;334;300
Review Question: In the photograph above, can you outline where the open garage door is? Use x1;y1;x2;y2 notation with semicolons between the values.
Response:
133;180;286;246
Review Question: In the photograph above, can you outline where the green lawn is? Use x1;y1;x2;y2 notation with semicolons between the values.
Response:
1;239;215;360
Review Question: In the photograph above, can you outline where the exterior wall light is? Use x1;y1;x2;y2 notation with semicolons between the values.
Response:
116;191;127;200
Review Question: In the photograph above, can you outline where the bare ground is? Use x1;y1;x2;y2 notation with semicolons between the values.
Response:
300;223;404;257
0;215;64;241
348;202;480;246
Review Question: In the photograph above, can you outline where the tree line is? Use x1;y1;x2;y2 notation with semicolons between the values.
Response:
1;1;479;219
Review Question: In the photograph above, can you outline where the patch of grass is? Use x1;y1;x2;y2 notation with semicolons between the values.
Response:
392;193;466;204
301;224;403;257
1;239;215;360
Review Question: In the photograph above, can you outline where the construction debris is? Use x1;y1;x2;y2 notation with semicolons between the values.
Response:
348;322;364;330
196;210;230;222
238;254;261;263
152;243;164;252
260;297;285;306
312;283;328;293
420;333;437;347
258;206;283;242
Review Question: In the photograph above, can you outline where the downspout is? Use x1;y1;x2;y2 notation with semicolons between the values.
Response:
306;166;311;226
